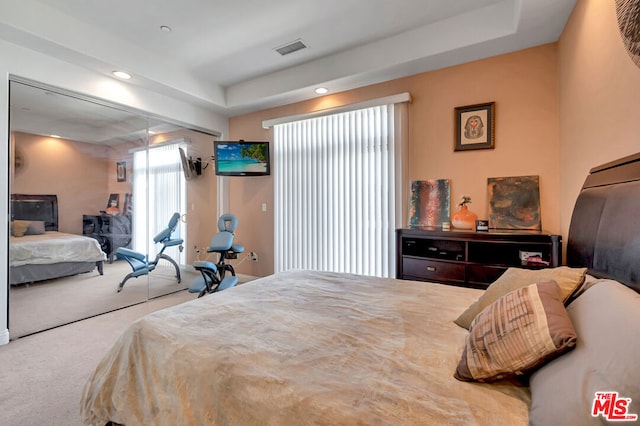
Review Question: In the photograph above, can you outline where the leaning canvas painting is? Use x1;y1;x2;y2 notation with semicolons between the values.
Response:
487;175;541;230
408;179;451;228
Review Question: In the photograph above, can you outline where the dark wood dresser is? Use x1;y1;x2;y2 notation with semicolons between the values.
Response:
83;214;132;262
396;228;562;289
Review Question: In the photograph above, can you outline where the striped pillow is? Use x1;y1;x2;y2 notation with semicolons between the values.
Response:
454;280;577;382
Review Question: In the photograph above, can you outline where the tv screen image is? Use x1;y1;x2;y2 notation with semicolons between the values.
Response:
214;141;270;176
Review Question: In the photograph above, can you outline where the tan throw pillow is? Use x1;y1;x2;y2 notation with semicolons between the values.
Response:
454;280;577;382
11;220;31;237
454;266;587;329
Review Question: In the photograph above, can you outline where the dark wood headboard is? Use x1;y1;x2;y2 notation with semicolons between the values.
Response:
567;153;640;293
10;194;59;231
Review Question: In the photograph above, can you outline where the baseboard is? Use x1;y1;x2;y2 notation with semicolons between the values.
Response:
237;274;259;283
0;328;10;345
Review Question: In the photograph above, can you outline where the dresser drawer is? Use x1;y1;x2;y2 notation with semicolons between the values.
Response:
467;264;507;287
402;257;465;283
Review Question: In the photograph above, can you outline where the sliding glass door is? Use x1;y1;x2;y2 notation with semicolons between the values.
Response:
131;139;188;298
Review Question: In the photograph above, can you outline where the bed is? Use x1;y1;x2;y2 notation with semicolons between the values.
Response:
10;194;107;285
80;154;640;425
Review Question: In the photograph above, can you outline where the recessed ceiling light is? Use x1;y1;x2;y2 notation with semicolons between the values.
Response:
112;71;131;80
160;25;172;32
50;134;61;138
315;87;329;95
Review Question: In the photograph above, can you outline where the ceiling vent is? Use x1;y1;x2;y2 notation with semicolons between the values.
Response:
275;39;307;56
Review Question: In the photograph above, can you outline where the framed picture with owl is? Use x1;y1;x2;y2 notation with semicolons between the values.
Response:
454;102;495;151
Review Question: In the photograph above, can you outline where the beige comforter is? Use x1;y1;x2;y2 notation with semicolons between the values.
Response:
81;270;530;425
10;231;106;267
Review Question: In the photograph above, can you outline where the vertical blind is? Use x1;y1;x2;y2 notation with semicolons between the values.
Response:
273;103;400;277
132;142;187;265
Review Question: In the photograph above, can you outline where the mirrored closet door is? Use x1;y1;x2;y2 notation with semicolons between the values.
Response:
8;80;217;338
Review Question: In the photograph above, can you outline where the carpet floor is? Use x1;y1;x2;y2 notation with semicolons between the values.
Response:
0;290;195;426
9;260;198;338
0;273;256;426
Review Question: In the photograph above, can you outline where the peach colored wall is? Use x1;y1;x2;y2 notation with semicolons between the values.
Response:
558;0;640;239
404;45;560;231
229;44;561;277
11;132;111;233
107;142;134;200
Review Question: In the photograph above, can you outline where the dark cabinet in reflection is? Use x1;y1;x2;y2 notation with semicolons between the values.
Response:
83;214;132;262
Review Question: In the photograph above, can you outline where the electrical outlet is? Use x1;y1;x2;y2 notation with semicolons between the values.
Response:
250;252;258;262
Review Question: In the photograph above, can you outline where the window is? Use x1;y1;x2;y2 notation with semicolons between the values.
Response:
272;100;407;277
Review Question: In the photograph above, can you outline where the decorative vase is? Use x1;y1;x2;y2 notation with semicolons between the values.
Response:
106;200;120;216
451;205;478;230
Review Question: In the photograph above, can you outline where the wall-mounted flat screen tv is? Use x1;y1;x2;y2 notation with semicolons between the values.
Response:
214;140;271;176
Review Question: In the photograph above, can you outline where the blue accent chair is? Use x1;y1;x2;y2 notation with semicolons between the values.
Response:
116;212;184;292
188;261;238;298
188;213;244;297
208;213;245;279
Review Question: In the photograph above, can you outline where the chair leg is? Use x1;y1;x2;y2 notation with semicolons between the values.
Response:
215;252;237;281
117;272;137;293
203;269;220;295
215;261;226;280
158;253;181;283
193;268;221;298
225;264;236;277
197;285;209;298
198;277;215;298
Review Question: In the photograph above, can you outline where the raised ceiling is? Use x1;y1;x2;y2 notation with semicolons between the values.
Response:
1;0;576;116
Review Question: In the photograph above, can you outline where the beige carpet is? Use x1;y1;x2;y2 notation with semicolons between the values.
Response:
0;274;257;426
9;260;200;338
0;290;196;426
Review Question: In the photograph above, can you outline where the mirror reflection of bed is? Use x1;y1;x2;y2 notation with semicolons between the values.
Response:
10;194;106;284
8;194;196;338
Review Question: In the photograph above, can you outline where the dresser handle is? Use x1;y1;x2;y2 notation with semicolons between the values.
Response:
427;266;436;272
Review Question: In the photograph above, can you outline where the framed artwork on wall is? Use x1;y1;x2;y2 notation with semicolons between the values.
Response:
487;175;541;231
117;161;126;182
454;102;495;151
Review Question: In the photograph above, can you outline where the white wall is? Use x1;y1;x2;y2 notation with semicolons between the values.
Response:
0;38;228;344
